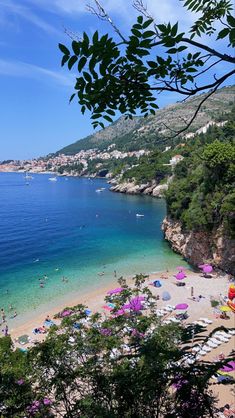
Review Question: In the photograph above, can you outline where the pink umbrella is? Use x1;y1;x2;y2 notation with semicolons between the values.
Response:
202;265;213;274
175;303;188;310
107;287;124;295
61;309;73;317
175;271;186;280
220;361;235;372
176;266;186;271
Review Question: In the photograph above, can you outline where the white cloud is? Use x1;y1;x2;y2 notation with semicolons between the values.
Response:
0;59;74;87
0;0;62;36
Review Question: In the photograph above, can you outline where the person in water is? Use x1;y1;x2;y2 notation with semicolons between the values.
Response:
13;311;17;318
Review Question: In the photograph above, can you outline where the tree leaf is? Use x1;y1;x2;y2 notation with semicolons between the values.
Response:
143;30;155;38
72;41;80;55
227;14;235;27
171;22;178;37
68;55;78;70
78;56;87;72
142;19;153;29
217;28;229;40
69;93;76;103
137;15;143;24
58;43;70;55
131;28;142;37
61;55;69;67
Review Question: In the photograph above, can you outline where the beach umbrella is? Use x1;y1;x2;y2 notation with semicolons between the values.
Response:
175;303;188;310
220;361;235;372
199;264;213;273
219;305;231;312
107;287;124;295
203;265;213;274
175;271;186;280
61;309;73;317
162;291;171;301
18;334;30;344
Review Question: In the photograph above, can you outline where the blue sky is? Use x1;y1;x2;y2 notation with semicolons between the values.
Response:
0;0;233;160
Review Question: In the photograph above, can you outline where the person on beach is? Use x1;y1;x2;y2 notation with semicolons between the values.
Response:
1;308;6;323
114;270;117;278
191;286;194;297
4;325;8;336
13;311;17;318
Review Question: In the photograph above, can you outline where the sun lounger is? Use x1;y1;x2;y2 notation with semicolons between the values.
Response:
201;345;211;352
228;329;235;335
207;341;219;348
210;337;222;345
193;321;207;327
192;346;201;353
199;317;213;324
198;350;207;356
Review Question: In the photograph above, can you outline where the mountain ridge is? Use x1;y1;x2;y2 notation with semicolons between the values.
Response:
57;85;235;155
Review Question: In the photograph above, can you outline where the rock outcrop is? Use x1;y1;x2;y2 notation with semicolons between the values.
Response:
109;180;168;198
162;217;235;274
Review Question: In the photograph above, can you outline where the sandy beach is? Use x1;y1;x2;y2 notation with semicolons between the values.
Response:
3;268;235;408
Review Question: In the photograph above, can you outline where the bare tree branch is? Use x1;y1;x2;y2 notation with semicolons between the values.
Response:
86;0;127;42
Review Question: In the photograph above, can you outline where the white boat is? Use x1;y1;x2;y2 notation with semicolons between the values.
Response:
49;176;57;182
136;213;144;217
96;188;104;192
24;172;34;180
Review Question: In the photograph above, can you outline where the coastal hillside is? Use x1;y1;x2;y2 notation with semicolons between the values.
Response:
162;111;235;274
58;85;235;154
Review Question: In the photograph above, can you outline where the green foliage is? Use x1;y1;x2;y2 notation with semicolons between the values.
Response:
166;119;235;234
121;151;172;183
0;276;234;416
59;0;235;129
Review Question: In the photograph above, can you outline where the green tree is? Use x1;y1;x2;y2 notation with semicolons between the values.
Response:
59;0;235;134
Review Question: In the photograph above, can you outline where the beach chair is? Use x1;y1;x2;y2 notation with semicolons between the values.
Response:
215;335;229;343
201;345;211;353
192;345;201;353
228;329;235;335
199;317;213;324
207;341;219;348
193;321;207;327
210;337;222;345
198;349;207;356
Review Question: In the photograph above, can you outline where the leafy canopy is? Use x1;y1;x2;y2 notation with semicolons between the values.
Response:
59;0;235;132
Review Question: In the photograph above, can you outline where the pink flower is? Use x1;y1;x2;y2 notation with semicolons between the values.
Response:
16;378;24;385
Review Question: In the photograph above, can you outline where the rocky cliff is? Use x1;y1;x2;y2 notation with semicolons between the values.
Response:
109;179;169;198
162;217;235;275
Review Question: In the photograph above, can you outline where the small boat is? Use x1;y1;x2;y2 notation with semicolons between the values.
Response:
95;188;104;192
24;171;34;180
49;176;57;182
136;213;144;217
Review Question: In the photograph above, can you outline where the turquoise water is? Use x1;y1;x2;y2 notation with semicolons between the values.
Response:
0;173;186;323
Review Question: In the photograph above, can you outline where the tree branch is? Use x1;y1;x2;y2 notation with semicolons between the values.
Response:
86;0;127;42
181;37;235;64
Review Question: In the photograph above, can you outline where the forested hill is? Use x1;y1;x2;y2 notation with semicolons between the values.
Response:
57;85;235;155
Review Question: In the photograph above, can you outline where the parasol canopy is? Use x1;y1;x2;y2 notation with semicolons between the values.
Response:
175;303;188;310
219;305;231;312
175;271;186;280
199;264;213;274
107;287;124;295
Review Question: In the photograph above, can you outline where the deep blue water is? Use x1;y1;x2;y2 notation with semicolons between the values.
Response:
0;172;185;321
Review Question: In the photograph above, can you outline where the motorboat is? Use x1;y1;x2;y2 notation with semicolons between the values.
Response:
49;176;57;182
136;213;144;217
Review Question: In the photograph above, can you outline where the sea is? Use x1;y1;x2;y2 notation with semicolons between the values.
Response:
0;172;187;324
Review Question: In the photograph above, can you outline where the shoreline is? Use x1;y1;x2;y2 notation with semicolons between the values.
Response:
4;268;235;408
